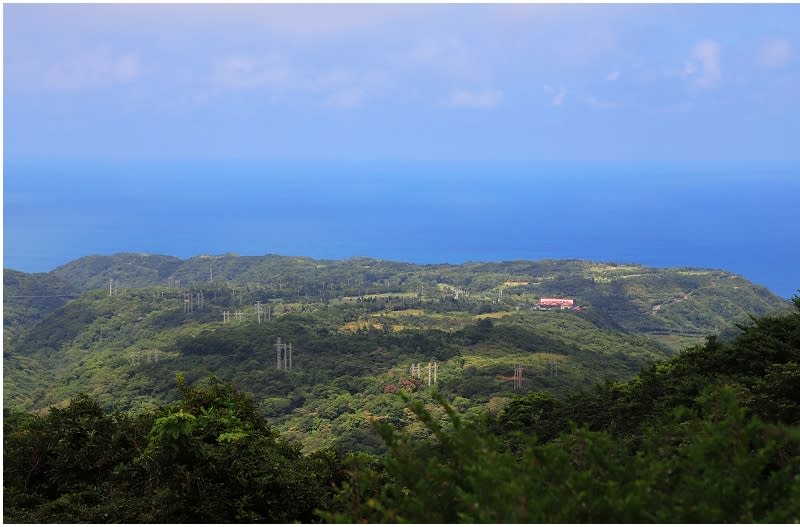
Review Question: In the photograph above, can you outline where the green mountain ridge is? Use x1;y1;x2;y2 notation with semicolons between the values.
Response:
23;252;790;342
5;300;800;523
3;253;791;453
3;270;78;347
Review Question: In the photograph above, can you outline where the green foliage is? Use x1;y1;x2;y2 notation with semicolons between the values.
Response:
4;280;677;452
6;299;800;523
5;252;799;522
320;301;800;522
327;386;800;523
35;252;791;341
493;390;567;444
3;270;77;345
51;253;182;290
3;393;151;523
126;376;342;522
496;298;800;445
4;377;343;523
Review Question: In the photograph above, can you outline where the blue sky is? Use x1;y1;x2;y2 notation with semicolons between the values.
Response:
5;3;800;161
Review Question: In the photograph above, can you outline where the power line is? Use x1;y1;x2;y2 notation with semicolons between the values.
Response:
5;294;79;298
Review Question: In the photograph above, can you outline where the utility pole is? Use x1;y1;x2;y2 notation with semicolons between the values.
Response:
513;365;524;390
275;338;294;370
549;361;558;377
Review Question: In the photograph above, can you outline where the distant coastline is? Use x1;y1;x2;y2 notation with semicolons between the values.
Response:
4;160;799;298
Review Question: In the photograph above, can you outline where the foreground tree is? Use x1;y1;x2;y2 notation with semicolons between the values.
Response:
325;298;800;523
4;376;343;523
133;374;343;522
324;386;800;523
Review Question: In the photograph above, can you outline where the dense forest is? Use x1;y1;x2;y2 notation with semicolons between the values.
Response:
4;254;789;454
3;253;796;521
4;296;800;522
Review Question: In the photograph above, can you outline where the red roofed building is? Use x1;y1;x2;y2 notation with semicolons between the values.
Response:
539;298;574;307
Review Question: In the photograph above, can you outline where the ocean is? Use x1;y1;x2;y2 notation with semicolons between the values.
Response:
4;160;799;299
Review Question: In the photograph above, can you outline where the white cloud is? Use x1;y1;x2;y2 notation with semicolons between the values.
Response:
308;69;389;109
326;89;362;109
583;96;618;110
544;85;567;107
606;71;620;81
309;70;353;90
43;49;141;91
682;39;721;90
400;36;474;79
758;39;792;68
58;4;410;41
207;59;389;109
662;101;694;114
446;89;503;109
254;5;393;39
213;55;290;89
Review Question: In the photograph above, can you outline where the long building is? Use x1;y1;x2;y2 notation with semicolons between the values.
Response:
539;298;574;307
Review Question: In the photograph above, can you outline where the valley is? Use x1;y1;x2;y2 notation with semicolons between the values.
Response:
3;253;790;453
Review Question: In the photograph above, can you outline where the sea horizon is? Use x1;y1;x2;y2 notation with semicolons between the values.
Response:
4;159;799;299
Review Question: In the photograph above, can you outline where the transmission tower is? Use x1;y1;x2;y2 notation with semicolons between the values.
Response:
275;338;294;370
549;361;559;377
513;365;524;390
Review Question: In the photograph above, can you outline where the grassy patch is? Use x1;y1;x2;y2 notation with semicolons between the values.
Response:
475;311;516;320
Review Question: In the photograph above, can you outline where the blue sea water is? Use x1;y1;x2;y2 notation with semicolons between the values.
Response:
3;160;799;299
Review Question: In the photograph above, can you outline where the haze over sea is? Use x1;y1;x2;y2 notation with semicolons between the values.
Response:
4;160;799;299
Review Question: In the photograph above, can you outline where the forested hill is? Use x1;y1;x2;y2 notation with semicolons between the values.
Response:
51;253;183;290
3;252;791;454
40;252;791;342
4;298;800;523
3;270;77;345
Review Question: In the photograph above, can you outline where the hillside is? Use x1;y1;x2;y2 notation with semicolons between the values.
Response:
3;253;791;452
3;270;77;346
51;253;183;290
5;298;799;523
47;253;787;346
